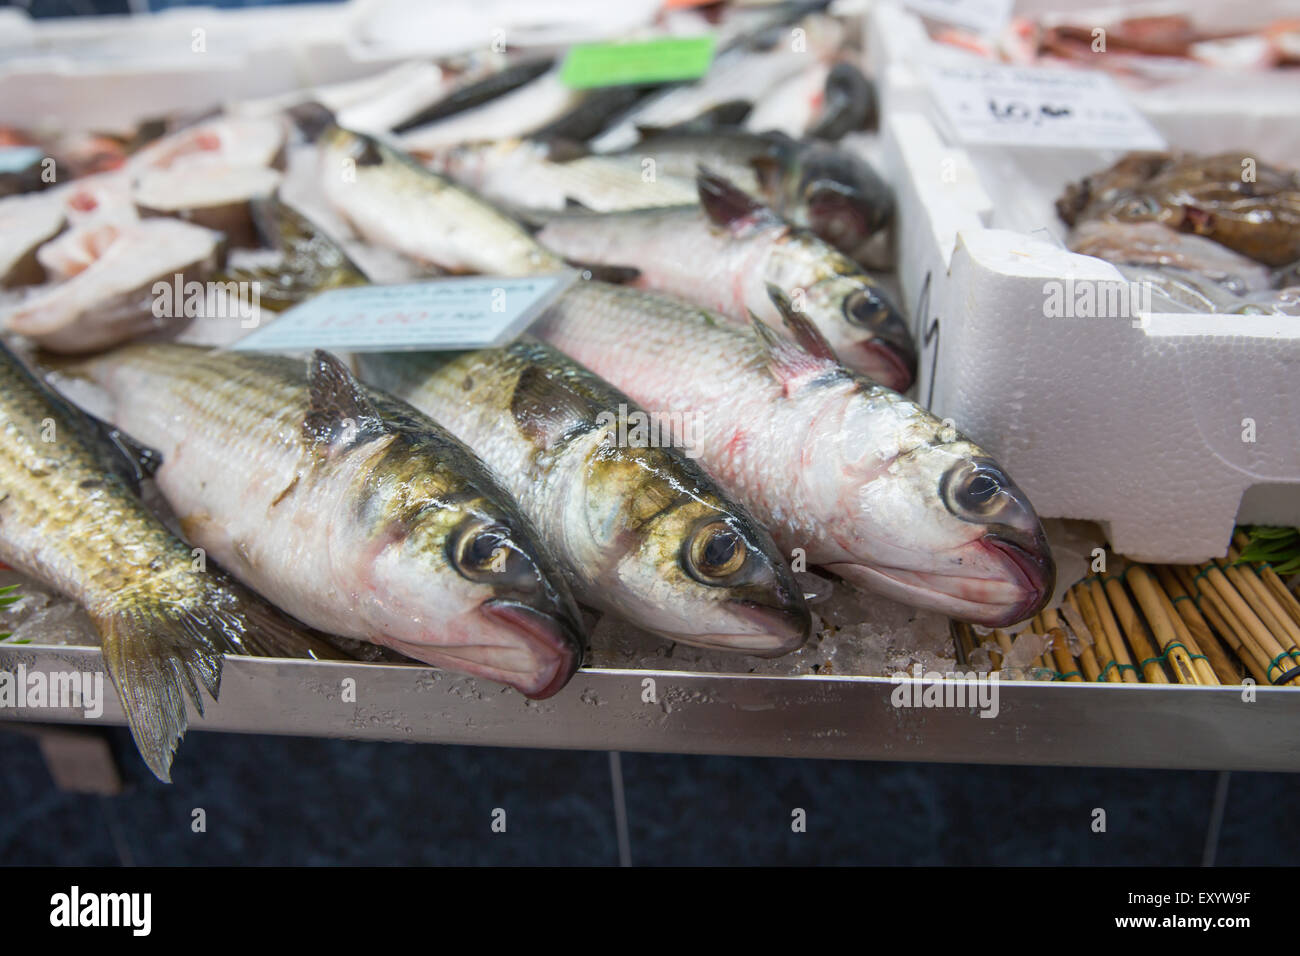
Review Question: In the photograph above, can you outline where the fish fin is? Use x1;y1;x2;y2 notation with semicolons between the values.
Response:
749;311;834;394
303;350;388;451
510;364;591;450
565;259;641;284
635;101;753;140
226;590;352;661
93;594;229;782
563;196;592;211
765;283;839;362
87;414;163;491
697;167;779;232
285;101;337;143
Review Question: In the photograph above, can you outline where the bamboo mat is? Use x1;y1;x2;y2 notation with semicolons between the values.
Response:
954;531;1300;686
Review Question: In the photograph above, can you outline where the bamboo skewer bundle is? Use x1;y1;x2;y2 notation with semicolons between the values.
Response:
1103;570;1169;683
1151;566;1237;685
1085;577;1141;682
1124;564;1210;685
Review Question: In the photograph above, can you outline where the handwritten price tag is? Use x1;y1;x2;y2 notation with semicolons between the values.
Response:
230;273;577;353
925;64;1166;150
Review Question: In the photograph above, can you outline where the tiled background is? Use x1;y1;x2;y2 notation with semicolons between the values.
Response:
2;726;1296;865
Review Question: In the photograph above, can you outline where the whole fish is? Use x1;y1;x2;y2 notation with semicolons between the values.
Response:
315;125;567;275
1068;220;1273;295
422;138;701;214
532;282;1054;627
535;171;916;390
0;341;336;780
358;341;809;655
83;345;585;698
600;130;894;260
392;58;554;135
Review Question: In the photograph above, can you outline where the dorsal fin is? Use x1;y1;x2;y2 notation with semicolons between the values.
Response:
697;167;779;233
510;364;592;450
304;350;387;451
749;313;832;395
765;283;839;362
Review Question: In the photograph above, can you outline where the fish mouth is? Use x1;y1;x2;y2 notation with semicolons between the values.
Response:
481;600;583;699
859;339;916;392
651;601;810;658
826;535;1054;628
982;534;1055;625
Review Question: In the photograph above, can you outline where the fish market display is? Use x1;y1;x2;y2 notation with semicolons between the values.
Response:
1058;151;1300;267
0;341;335;780
3;217;225;353
596;129;894;260
314;124;568;275
1060;152;1300;314
532;282;1054;627
83;345;585;699
535;171;915;390
358;341;809;655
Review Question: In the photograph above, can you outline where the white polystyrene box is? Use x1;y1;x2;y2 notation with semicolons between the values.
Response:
884;109;1300;563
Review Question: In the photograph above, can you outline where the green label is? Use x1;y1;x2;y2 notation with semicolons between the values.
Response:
560;36;716;90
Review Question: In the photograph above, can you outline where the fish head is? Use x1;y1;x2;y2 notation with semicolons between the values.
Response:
815;399;1053;627
590;446;809;656
786;144;894;258
804;274;917;391
364;488;584;699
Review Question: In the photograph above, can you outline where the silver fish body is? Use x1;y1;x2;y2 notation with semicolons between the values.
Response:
532;282;1054;628
316;126;566;275
535;172;916;390
357;341;809;655
84;344;585;698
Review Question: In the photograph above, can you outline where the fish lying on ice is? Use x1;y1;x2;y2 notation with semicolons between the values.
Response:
532;282;1055;627
82;345;585;698
358;341;810;656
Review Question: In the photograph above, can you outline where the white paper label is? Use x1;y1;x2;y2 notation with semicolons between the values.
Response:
925;63;1166;150
229;273;577;353
901;0;1013;35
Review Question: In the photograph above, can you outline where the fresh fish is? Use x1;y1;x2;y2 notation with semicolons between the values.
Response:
3;218;225;353
392;58;554;135
529;85;661;145
423;138;701;213
743;62;831;139
82;345;585;698
601;129;894;260
807;62;878;139
357;341;809;655
535;171;916;390
1058;151;1300;267
400;67;585;152
0;341;335;780
532;282;1054;627
221;194;369;313
315;125;567;275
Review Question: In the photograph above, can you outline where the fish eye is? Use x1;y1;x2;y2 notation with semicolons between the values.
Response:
1119;195;1160;218
450;520;517;582
942;459;1014;521
842;288;887;328
685;520;748;582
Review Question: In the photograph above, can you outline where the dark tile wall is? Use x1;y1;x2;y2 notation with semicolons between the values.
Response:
2;726;1295;866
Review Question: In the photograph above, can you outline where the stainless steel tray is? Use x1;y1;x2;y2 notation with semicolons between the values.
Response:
3;644;1298;771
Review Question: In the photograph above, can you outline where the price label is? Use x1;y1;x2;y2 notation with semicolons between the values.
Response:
230;273;577;354
901;0;1013;35
925;63;1166;150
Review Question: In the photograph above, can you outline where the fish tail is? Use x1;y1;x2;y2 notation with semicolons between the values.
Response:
93;596;229;784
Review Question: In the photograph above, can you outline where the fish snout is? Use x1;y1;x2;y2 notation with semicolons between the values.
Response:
726;598;812;657
481;599;584;699
980;530;1056;627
